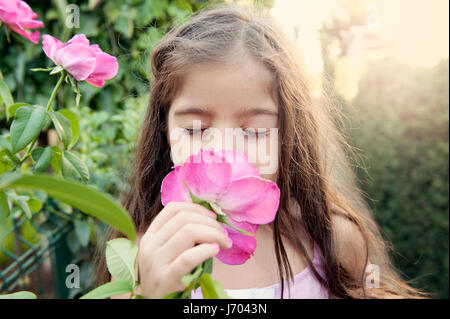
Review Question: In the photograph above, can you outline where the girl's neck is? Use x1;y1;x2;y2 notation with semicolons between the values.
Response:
211;221;314;290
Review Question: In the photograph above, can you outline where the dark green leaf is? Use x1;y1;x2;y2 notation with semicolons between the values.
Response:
10;106;46;154
31;147;53;173
0;190;9;223
74;218;91;247
0;77;13;111
0;172;136;241
50;146;62;175
58;109;79;149
7;103;30;121
61;150;89;182
49;111;72;149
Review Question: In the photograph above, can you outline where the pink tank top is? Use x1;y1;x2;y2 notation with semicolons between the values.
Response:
190;242;329;299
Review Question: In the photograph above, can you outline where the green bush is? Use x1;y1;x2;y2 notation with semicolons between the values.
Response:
1;0;221;196
345;58;449;298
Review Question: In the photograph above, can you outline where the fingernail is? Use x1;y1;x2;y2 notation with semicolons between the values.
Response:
211;243;220;251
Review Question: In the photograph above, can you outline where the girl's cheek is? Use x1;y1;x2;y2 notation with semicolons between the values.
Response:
246;131;280;181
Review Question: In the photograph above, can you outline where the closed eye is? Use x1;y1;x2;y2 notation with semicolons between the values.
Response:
242;128;270;137
184;127;209;135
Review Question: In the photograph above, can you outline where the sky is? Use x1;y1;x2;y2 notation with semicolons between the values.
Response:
270;0;449;76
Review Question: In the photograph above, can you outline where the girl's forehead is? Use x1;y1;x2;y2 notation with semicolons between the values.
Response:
170;57;277;116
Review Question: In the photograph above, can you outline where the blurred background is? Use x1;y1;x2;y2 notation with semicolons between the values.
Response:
0;0;448;298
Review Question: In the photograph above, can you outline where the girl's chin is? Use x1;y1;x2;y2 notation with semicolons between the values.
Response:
260;173;278;183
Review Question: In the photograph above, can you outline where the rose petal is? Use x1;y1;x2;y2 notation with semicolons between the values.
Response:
215;219;258;265
84;78;105;87
177;149;232;202
217;176;280;224
89;44;102;53
9;23;39;43
85;51;119;87
161;166;190;205
42;34;62;61
67;34;90;46
217;149;260;180
18;18;44;29
55;43;96;81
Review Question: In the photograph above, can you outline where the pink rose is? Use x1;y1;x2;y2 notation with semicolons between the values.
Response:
160;149;280;265
42;34;118;87
0;0;44;44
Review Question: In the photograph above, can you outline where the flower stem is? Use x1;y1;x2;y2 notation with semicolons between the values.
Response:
19;70;66;165
215;214;253;236
46;70;65;111
183;180;254;236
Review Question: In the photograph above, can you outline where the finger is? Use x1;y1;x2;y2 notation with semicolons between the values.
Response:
167;242;220;291
151;210;224;248
145;201;215;237
158;223;232;265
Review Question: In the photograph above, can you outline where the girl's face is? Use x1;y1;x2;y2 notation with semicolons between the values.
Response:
167;55;280;182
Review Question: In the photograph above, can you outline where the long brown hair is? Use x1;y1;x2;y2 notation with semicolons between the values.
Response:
95;3;427;298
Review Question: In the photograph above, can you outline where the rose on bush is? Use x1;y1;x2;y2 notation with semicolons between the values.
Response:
0;0;44;43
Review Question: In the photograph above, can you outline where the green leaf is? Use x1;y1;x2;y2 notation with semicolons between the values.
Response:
67;230;81;254
10;106;46;154
49;111;72;149
105;238;138;285
61;150;89;182
163;291;184;299
8;190;32;219
0;291;37;299
80;280;133;299
0;77;13;111
27;197;42;213
0;135;12;153
0;172;136;241
31;147;53;173
7;103;30;122
58;109;79;149
181;264;203;287
202;258;213;275
199;273;231;299
50;146;62;175
0;190;9;223
74;218;91;247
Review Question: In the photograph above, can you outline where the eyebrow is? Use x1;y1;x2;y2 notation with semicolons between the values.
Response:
173;105;278;117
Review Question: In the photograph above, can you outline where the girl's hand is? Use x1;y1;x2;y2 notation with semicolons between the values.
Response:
136;201;232;299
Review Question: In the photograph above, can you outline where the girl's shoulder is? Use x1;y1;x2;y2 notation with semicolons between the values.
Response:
330;207;367;280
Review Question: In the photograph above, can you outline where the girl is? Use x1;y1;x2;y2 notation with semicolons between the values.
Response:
96;3;425;299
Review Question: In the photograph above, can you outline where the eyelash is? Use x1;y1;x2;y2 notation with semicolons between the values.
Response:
184;128;208;135
183;128;269;137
